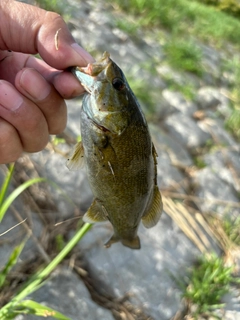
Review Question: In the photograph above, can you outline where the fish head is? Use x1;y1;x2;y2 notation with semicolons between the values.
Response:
72;52;133;135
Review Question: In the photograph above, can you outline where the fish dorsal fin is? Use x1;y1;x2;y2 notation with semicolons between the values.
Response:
66;141;84;171
142;186;163;228
121;236;141;250
83;199;108;223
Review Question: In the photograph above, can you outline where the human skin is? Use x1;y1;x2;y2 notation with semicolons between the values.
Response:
0;0;94;164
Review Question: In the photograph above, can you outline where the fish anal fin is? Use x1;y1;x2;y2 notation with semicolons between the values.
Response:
142;186;163;229
121;236;141;250
83;199;108;223
66;141;84;171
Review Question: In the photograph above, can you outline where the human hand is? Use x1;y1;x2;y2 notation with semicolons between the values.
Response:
0;0;94;164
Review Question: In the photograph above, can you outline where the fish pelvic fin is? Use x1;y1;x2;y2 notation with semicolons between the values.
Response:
104;234;120;248
142;186;163;229
83;199;108;223
66;141;84;171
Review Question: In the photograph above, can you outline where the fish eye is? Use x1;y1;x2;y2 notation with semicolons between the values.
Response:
112;78;125;91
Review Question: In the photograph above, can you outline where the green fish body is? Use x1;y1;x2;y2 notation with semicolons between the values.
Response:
67;52;162;249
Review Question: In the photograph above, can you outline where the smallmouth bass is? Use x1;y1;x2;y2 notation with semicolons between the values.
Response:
67;52;162;249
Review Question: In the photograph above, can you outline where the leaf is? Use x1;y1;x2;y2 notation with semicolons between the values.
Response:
0;163;15;208
0;239;27;288
0;177;47;222
0;223;92;319
15;300;71;319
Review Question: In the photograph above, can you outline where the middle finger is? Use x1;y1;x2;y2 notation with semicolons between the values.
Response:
15;67;67;134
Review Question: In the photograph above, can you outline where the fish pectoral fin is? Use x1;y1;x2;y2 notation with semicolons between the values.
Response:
66;141;84;171
83;199;108;223
142;186;163;229
121;236;141;250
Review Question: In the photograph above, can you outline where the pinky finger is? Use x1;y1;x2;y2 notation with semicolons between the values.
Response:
0;118;22;164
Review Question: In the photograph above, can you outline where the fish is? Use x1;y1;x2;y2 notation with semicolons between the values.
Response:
67;52;163;249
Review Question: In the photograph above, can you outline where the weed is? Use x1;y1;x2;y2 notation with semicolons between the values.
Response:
0;241;26;288
0;164;92;319
35;0;63;14
193;156;207;169
0;221;92;319
126;74;156;116
164;39;203;76
115;18;140;36
111;0;240;46
183;254;240;318
194;0;240;19
55;234;66;252
35;0;71;20
0;165;46;222
222;56;240;141
222;215;240;246
52;136;67;146
163;76;197;100
225;109;240;140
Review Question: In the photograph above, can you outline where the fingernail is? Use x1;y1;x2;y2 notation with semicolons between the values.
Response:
71;43;95;64
20;69;51;101
0;81;23;111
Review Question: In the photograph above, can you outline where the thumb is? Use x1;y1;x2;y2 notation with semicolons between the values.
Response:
0;0;94;69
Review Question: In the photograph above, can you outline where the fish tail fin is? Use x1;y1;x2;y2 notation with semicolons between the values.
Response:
121;236;141;250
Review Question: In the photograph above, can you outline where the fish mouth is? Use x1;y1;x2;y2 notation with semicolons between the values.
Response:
70;52;111;92
79;52;111;77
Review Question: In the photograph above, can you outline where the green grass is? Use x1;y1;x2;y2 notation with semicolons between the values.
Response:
111;0;240;109
115;18;140;36
222;215;240;246
35;0;63;14
163;39;203;76
0;223;92;319
193;156;207;169
223;57;240;141
163;76;197;100
0;164;92;319
225;109;240;140
35;0;72;20
126;74;157;117
193;0;240;19
0;164;47;222
0;240;26;289
182;254;240;318
111;0;240;47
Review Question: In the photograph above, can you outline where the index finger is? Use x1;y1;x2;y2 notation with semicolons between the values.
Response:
0;0;94;69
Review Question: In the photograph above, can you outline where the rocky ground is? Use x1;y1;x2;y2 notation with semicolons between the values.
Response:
0;0;240;319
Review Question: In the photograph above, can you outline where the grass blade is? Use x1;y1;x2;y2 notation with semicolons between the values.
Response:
0;239;27;288
0;177;47;222
15;300;71;319
0;164;15;208
0;223;92;319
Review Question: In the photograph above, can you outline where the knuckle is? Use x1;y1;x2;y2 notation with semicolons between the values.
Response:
44;11;65;26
